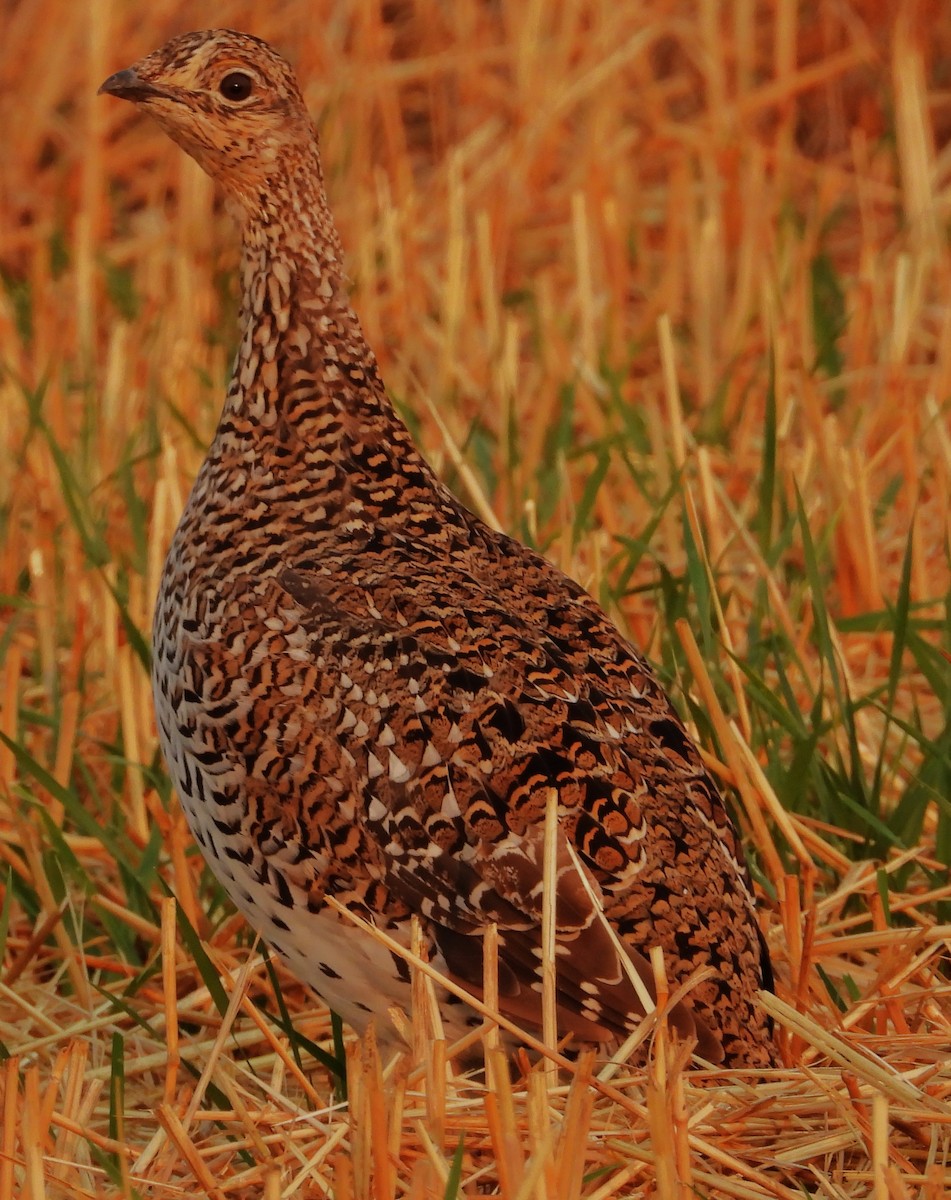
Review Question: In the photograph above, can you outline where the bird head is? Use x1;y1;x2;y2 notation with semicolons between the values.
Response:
99;29;319;215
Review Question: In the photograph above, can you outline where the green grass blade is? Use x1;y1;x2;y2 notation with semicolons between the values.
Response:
756;348;777;554
444;1135;465;1200
170;893;230;1016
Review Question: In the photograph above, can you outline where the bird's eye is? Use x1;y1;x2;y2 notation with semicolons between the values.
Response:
219;72;253;102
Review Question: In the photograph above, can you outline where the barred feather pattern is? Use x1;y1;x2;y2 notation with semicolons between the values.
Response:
101;29;776;1068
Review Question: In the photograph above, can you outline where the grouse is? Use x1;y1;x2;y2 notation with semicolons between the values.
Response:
100;29;775;1068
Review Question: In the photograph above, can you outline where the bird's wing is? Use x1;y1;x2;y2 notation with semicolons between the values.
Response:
235;552;739;1054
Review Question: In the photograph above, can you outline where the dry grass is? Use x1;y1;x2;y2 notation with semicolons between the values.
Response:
1;0;950;1196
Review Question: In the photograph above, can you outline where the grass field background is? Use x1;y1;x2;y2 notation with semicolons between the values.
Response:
1;0;949;1195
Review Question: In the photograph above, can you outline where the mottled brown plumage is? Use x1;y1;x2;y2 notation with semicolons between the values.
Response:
100;30;775;1068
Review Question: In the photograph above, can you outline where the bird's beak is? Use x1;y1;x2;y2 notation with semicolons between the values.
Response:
98;67;166;102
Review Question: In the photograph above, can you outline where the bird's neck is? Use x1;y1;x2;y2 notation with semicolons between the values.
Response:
199;154;445;536
209;154;421;473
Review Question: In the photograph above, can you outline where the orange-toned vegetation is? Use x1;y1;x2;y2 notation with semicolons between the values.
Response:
0;1;948;1196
